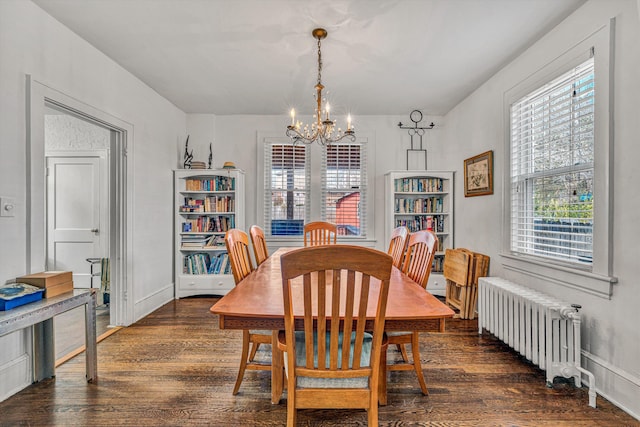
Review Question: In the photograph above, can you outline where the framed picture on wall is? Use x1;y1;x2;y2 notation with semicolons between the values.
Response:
464;150;493;197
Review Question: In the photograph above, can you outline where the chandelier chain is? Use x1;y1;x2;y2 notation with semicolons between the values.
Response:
317;37;322;87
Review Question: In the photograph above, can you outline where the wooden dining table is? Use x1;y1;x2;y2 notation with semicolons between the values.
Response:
209;247;455;404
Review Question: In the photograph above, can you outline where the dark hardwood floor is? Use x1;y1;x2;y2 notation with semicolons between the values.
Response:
1;297;637;426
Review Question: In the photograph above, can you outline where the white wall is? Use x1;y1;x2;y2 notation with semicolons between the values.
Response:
0;0;186;400
440;0;640;418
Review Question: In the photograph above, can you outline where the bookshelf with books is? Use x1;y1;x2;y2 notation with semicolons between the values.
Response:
385;170;454;296
174;169;245;298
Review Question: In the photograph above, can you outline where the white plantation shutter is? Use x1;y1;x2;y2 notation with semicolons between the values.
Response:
264;142;310;236
510;57;594;265
321;142;367;237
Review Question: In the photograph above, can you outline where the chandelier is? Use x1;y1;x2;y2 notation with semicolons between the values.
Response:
286;28;355;146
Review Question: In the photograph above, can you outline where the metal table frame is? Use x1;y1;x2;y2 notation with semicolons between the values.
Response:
0;289;97;382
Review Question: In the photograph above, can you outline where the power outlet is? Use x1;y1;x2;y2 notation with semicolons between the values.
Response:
1;197;16;217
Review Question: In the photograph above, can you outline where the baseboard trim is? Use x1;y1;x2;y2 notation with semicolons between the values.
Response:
0;354;31;402
133;283;174;322
582;350;640;421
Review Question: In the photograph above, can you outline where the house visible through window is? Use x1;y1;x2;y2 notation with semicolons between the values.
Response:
510;57;594;265
264;142;309;236
322;142;367;237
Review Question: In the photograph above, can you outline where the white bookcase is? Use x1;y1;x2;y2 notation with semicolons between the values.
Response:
384;170;454;296
174;169;245;298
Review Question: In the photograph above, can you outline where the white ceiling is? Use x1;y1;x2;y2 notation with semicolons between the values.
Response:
32;0;586;116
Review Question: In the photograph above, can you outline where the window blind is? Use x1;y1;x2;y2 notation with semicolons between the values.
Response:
264;142;310;236
321;142;367;237
510;57;594;265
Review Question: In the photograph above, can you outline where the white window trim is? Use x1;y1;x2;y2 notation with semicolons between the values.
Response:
257;132;377;246
501;19;617;299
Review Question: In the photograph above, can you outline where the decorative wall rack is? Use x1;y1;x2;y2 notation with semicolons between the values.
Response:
398;110;434;170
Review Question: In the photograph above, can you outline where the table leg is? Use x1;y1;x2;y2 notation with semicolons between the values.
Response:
84;291;98;382
271;331;283;404
32;319;55;381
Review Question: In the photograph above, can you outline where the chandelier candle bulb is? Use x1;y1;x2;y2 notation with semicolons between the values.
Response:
290;108;295;125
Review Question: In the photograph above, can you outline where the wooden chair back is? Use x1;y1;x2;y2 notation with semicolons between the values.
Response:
279;245;393;426
387;226;409;268
249;225;269;266
401;230;439;288
303;221;337;247
224;229;255;285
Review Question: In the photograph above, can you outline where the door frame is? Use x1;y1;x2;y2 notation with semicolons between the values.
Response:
27;75;134;326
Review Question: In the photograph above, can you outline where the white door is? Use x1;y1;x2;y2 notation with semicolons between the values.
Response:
47;155;108;288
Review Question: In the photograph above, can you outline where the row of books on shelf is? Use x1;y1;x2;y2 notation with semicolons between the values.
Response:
394;178;443;193
395;196;444;214
180;196;235;213
181;234;225;249
184;176;235;192
182;216;235;233
432;256;444;273
183;252;232;275
395;216;446;233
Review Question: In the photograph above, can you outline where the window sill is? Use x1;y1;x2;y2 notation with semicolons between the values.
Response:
500;253;617;299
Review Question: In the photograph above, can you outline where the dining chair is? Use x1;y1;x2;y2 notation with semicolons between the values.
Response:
278;245;393;427
303;221;337;246
387;230;438;395
387;226;409;268
249;225;269;266
224;228;271;395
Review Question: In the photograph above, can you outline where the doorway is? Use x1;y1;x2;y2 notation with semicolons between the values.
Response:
44;105;110;290
27;76;134;328
44;105;113;356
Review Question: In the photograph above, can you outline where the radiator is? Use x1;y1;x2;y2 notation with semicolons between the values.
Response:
478;277;596;408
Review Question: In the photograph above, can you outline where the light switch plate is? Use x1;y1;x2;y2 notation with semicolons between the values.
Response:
1;197;16;217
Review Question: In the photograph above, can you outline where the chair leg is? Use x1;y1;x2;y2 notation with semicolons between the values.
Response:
248;341;260;361
411;332;428;395
398;343;409;363
286;375;296;427
232;330;251;395
379;342;388;406
368;398;378;427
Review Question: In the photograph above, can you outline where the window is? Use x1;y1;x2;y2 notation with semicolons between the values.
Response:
263;142;310;236
510;57;594;266
322;142;367;237
259;135;374;243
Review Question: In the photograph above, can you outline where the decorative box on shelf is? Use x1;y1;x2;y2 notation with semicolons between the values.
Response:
17;271;74;298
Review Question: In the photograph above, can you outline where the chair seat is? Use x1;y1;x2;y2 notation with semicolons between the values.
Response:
386;330;410;337
249;329;271;335
287;331;372;389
